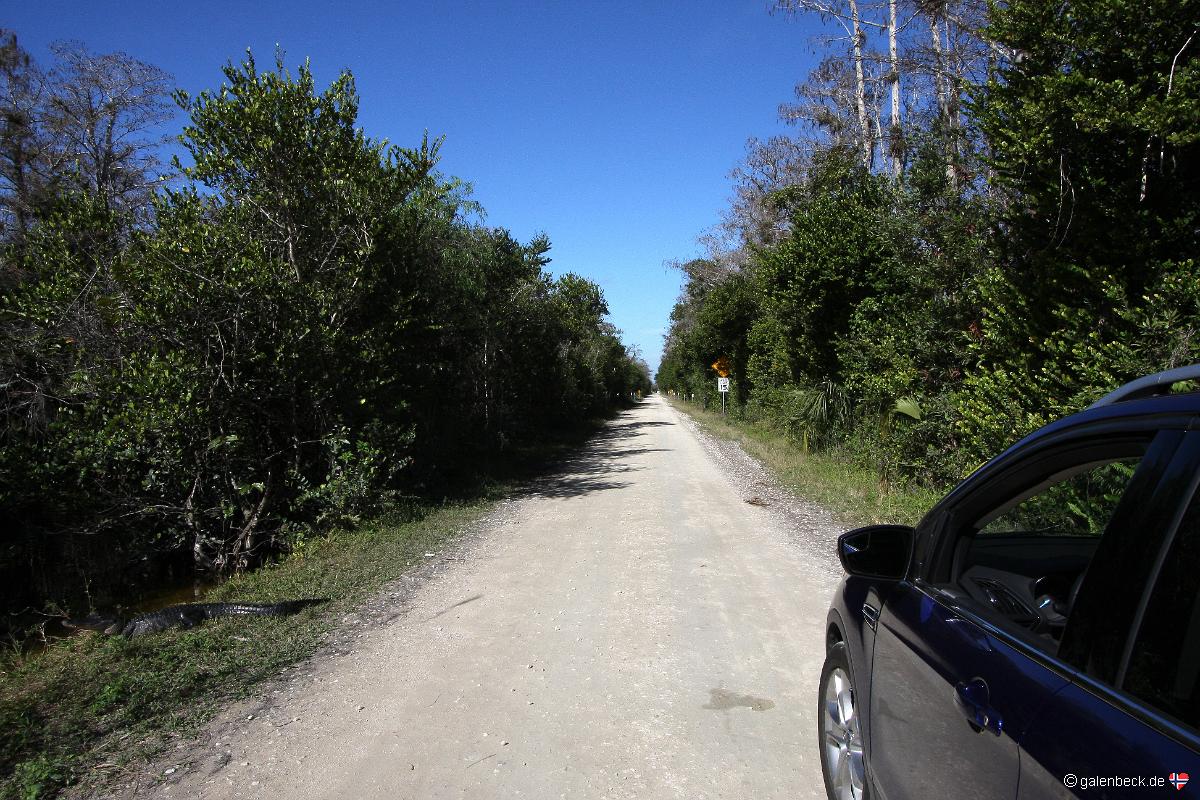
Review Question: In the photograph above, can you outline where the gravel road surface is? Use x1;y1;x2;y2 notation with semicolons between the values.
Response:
136;394;846;800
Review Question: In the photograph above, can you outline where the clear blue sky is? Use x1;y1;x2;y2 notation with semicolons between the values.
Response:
6;1;820;371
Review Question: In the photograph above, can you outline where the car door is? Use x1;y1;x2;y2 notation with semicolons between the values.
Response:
866;429;1182;800
867;582;1069;800
1018;431;1200;798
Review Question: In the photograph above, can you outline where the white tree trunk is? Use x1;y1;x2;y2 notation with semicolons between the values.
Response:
929;11;956;185
942;15;960;133
887;0;902;178
929;14;947;121
849;0;873;168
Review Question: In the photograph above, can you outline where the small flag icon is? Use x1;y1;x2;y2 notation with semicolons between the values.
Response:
1170;772;1190;791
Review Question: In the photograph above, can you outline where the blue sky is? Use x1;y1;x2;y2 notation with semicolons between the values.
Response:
6;1;820;370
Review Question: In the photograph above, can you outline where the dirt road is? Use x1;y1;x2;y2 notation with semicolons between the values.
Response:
147;395;844;799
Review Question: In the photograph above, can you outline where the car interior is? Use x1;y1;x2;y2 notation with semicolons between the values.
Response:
936;456;1143;653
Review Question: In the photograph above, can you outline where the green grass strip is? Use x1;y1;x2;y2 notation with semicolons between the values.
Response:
667;396;942;528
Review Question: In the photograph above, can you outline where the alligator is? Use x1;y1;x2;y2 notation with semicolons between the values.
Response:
65;599;327;638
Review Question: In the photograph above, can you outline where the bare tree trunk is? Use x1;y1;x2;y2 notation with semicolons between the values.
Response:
943;14;961;156
11;139;31;235
929;13;947;119
887;0;903;178
928;9;956;186
872;92;885;166
229;480;270;571
849;0;873;169
185;474;215;572
1140;30;1195;202
483;331;491;432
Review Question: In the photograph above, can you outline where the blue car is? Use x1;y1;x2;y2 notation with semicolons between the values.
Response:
821;366;1200;799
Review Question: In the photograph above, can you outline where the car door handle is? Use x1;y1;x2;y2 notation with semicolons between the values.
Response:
862;603;880;630
954;678;1004;736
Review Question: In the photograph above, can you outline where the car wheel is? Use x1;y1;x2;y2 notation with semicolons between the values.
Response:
819;640;869;800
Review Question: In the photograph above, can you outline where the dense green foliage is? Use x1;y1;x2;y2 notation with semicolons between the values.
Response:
0;48;650;621
659;0;1199;490
960;0;1200;456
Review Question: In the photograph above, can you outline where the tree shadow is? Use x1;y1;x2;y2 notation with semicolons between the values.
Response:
515;408;673;499
602;447;672;459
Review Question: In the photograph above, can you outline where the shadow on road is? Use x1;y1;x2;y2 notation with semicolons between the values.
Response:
603;447;672;459
596;420;674;433
518;407;672;500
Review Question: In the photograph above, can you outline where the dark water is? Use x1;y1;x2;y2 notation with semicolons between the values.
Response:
126;579;216;613
12;577;218;655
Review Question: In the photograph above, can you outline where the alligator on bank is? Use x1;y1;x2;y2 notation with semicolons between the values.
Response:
65;600;328;637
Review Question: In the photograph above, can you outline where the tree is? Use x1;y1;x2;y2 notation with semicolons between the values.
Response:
163;52;472;566
776;0;877;168
776;0;878;168
43;41;174;218
715;135;809;259
751;153;896;385
959;0;1200;456
772;0;995;185
0;38;655;633
0;34;174;246
0;30;53;242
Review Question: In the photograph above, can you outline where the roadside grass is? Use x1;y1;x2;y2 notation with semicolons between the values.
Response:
666;396;942;528
0;503;488;799
0;413;617;800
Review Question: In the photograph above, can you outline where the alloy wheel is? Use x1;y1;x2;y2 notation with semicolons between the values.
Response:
822;666;866;800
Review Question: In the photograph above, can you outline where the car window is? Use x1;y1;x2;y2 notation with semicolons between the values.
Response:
976;459;1141;537
1122;485;1200;733
942;451;1147;654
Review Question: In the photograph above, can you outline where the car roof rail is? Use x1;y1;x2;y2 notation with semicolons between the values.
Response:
1088;364;1200;409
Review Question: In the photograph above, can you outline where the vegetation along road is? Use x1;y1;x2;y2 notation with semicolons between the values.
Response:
122;395;843;799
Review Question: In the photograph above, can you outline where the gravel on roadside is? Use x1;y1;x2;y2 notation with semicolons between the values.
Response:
669;405;848;580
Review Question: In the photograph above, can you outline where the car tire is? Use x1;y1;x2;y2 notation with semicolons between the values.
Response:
819;640;870;800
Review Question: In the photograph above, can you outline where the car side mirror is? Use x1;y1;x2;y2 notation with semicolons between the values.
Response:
837;524;914;579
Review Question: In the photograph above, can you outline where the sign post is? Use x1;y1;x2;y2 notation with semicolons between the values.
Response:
717;376;730;414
